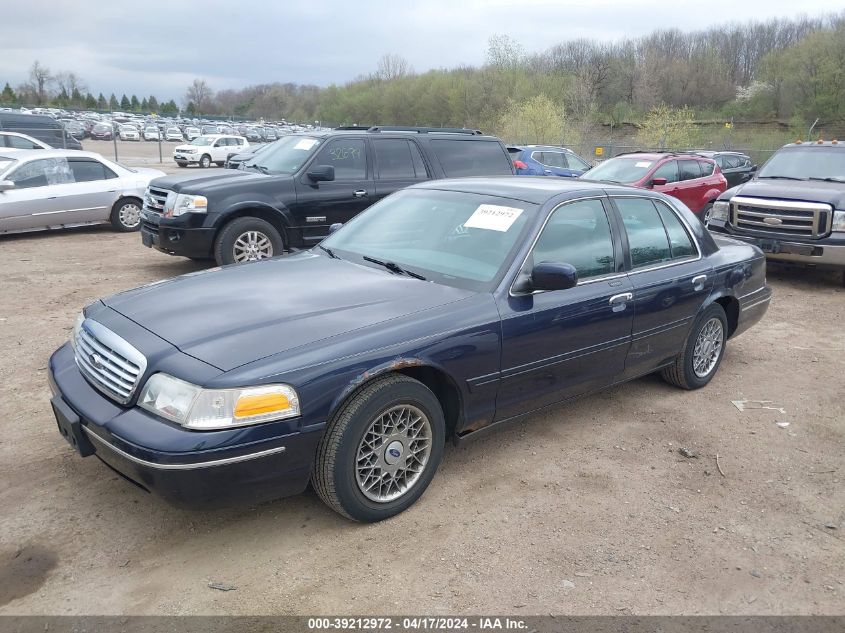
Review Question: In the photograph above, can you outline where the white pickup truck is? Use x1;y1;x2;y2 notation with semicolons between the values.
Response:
172;134;249;168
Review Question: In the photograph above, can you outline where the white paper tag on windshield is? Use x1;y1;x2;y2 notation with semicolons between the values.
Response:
635;161;652;168
294;138;318;150
464;204;524;232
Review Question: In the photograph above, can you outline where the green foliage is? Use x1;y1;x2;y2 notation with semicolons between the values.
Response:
85;93;97;109
130;95;140;111
1;82;16;104
148;95;159;112
497;94;568;145
119;94;130;110
637;104;697;149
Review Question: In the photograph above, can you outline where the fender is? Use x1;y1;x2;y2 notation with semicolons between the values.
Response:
325;356;465;429
212;200;295;230
702;188;724;205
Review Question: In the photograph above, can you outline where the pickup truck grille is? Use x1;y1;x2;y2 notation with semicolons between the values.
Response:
73;320;147;405
143;186;170;215
730;196;832;239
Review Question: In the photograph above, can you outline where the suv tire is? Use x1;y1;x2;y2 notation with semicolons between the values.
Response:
661;303;727;390
214;217;284;265
199;154;211;168
313;374;445;522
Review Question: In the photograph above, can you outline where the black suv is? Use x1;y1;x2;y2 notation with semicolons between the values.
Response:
693;151;756;188
0;112;83;150
140;126;515;265
707;141;845;280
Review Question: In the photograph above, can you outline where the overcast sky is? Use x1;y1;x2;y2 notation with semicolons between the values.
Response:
1;0;841;102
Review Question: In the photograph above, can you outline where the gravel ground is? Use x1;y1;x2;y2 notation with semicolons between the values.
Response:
0;150;842;615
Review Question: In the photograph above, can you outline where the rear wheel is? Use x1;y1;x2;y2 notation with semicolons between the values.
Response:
214;216;284;265
661;303;727;389
701;202;714;226
313;375;445;522
199;154;211;168
110;198;142;232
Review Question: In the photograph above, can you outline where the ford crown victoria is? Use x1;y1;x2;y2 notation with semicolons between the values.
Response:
48;178;771;521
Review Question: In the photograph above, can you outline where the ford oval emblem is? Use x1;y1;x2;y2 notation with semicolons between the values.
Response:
388;448;401;458
763;217;783;226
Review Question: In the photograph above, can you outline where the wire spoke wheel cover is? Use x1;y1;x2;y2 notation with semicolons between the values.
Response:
355;404;432;503
118;203;141;228
233;230;273;262
692;317;724;378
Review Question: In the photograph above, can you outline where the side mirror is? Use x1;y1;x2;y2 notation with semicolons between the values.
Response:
750;164;758;172
531;262;579;292
0;180;15;192
328;222;343;234
307;165;335;182
650;177;668;187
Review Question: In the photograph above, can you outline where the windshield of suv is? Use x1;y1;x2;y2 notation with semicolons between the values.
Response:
190;136;216;146
247;135;322;174
757;146;845;181
321;188;537;292
583;157;656;183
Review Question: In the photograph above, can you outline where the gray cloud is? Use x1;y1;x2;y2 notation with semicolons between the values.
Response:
0;0;841;101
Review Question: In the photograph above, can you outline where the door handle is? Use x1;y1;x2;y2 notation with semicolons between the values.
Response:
692;274;707;291
352;190;368;198
609;292;633;312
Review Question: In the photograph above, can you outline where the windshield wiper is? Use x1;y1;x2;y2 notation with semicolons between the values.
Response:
318;244;339;259
757;175;806;180
362;256;426;280
244;162;268;174
807;176;845;183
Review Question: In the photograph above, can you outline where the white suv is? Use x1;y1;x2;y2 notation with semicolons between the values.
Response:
173;134;249;168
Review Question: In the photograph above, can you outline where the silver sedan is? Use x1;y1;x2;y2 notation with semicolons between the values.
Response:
0;149;164;235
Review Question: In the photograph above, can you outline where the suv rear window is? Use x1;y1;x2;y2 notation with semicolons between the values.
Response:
430;139;512;177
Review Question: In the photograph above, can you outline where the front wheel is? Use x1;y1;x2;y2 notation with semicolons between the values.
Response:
199;154;211;168
661;303;727;389
110;198;142;232
313;375;445;522
701;202;714;226
214;216;284;265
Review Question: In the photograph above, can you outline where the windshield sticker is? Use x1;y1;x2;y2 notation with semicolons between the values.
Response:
635;161;652;168
464;204;525;232
294;139;318;151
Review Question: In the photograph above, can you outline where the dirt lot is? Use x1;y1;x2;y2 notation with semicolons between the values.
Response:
0;152;842;615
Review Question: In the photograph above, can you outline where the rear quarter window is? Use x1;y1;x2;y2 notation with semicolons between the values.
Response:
430;139;513;177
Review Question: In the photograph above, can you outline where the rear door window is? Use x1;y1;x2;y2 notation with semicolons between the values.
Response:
68;159;117;182
6;135;41;149
373;139;417;180
698;160;715;176
615;197;672;268
654;200;697;259
430;139;512;177
679;160;702;181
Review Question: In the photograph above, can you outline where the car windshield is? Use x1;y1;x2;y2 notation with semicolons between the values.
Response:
583;157;657;183
757;147;845;181
248;135;322;174
321;188;537;292
191;136;215;146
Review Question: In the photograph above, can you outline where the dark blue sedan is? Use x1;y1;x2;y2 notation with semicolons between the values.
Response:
49;178;771;521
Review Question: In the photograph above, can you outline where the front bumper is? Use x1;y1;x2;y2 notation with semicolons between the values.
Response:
140;211;216;259
709;222;845;268
48;343;321;509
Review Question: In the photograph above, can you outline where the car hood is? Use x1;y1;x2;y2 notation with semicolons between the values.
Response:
102;252;475;372
148;169;260;193
724;179;845;209
132;167;166;181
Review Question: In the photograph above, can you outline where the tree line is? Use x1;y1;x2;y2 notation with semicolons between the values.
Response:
3;11;844;141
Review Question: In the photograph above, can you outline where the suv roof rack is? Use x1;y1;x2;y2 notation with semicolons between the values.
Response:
333;126;372;131
366;126;483;135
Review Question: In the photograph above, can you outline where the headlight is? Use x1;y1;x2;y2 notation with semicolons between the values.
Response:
70;312;84;350
138;373;300;430
833;210;845;232
711;200;730;222
164;193;207;217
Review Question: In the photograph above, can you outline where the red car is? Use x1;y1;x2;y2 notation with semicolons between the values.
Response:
582;152;727;221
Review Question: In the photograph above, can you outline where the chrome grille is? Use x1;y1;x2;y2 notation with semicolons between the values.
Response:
143;186;170;215
731;196;832;239
73;320;147;404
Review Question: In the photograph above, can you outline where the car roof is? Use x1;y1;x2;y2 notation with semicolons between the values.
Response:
409;176;638;204
782;141;844;148
0;148;109;161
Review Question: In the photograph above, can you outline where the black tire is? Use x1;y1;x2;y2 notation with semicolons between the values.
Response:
109;197;143;232
313;375;446;522
175;161;187;168
661;303;728;390
214;162;225;167
199;154;211;168
213;216;284;265
701;202;714;226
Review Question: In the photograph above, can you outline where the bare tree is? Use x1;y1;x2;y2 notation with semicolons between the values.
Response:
185;79;214;113
375;54;410;81
486;35;525;70
29;61;52;105
54;72;87;97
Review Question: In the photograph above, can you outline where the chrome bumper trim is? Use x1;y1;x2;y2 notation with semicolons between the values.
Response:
83;427;286;470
